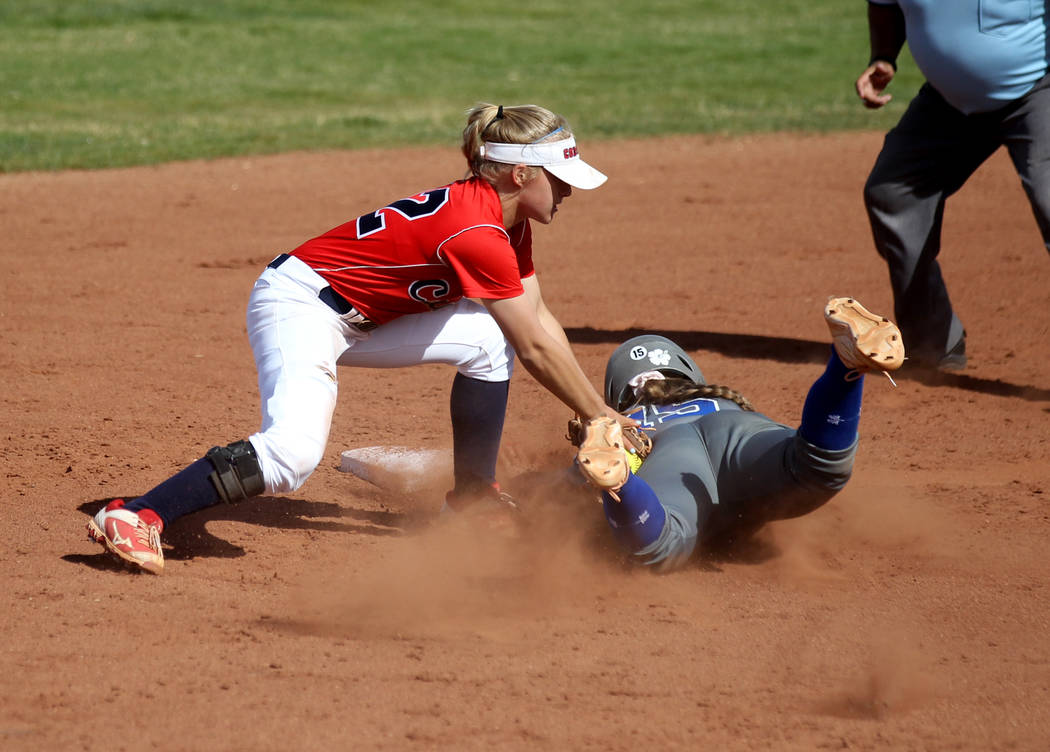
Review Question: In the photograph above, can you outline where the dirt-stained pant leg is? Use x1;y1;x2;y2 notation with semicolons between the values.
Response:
246;267;349;495
631;412;856;571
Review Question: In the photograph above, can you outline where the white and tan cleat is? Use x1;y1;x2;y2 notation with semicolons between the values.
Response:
825;297;905;385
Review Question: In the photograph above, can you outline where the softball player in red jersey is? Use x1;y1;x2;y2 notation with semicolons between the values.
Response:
86;102;632;574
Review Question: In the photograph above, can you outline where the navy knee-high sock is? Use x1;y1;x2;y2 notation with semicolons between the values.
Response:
798;347;865;451
602;472;667;551
449;373;509;496
123;457;221;528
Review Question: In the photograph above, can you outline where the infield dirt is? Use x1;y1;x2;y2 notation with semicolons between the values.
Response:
2;132;1049;751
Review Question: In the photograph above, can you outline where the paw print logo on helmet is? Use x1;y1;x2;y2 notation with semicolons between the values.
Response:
606;335;706;412
648;348;671;367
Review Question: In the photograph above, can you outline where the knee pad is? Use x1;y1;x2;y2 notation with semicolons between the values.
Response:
206;440;265;503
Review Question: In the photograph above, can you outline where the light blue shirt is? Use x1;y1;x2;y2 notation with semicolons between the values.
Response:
870;0;1048;113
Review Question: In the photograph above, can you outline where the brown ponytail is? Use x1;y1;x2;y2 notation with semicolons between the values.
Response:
633;378;755;412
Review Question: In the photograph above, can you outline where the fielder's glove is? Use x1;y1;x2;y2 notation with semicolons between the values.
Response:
567;416;652;498
567;416;652;459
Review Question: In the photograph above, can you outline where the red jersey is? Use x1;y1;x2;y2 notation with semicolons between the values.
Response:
289;178;534;324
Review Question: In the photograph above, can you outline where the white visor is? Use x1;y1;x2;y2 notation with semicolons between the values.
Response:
479;136;607;189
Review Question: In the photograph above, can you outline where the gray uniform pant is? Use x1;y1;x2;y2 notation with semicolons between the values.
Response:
863;72;1050;362
633;411;856;572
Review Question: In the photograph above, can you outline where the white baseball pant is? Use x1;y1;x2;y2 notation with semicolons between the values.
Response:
244;256;514;494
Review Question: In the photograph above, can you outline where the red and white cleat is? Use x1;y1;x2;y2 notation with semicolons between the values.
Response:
86;499;165;574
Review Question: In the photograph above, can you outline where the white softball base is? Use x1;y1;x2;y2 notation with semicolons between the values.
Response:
339;446;452;493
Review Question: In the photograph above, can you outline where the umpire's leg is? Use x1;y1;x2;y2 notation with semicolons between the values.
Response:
863;84;997;364
1002;71;1050;257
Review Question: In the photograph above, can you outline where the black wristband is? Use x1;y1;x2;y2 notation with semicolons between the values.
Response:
868;56;898;71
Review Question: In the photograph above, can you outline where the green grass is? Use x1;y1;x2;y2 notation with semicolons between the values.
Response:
0;0;920;172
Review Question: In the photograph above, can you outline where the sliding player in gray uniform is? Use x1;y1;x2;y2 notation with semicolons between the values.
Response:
573;297;904;573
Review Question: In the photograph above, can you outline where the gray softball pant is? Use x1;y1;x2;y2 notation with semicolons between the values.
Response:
631;411;856;572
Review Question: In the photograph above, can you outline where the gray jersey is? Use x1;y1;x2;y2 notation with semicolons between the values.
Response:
624;396;856;572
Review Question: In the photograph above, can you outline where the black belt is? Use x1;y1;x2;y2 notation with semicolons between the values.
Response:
267;254;377;331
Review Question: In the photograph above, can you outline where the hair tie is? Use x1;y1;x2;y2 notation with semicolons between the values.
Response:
482;105;505;137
